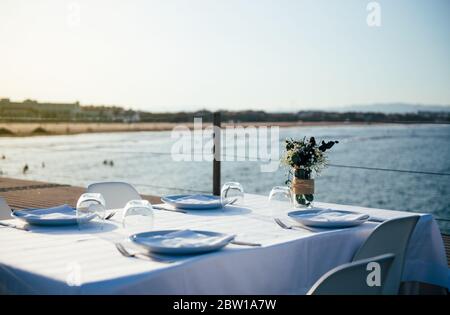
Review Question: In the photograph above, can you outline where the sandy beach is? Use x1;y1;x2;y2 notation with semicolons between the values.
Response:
0;121;380;137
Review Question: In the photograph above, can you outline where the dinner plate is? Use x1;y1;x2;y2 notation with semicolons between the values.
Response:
288;209;369;228
12;205;96;226
161;194;223;210
131;230;235;255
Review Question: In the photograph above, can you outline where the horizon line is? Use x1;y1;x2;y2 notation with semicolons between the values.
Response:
1;97;450;114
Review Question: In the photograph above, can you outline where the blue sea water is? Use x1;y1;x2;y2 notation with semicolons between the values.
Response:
0;124;449;233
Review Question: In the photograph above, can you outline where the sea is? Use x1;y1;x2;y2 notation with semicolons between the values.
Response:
0;123;449;233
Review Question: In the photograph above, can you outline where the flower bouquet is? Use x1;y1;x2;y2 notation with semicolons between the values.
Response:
281;137;338;208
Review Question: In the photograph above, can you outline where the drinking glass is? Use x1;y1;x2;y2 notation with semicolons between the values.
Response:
268;186;293;219
221;182;244;206
76;193;106;229
122;200;154;235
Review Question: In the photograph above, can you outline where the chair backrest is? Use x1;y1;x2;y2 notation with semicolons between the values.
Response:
86;182;141;209
0;197;12;220
352;215;420;294
307;253;395;295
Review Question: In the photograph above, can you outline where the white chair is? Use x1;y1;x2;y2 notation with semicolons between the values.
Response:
0;197;12;220
307;253;395;295
352;215;420;295
86;182;141;210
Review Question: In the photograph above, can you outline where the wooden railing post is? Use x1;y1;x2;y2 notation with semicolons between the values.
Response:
213;112;221;196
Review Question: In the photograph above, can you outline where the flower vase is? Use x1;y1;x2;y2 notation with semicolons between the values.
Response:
291;168;314;208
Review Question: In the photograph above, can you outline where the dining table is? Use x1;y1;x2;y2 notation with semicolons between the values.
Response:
0;193;448;294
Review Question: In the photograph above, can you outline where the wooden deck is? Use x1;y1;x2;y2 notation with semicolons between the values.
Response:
1;176;449;268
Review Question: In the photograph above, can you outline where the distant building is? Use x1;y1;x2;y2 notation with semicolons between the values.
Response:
0;98;144;122
0;98;80;120
123;112;141;123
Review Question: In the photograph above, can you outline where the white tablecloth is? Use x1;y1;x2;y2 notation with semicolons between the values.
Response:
0;194;448;294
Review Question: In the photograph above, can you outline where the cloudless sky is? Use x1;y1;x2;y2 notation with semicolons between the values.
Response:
1;0;449;112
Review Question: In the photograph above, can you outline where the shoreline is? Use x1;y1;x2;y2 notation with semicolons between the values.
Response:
0;121;446;137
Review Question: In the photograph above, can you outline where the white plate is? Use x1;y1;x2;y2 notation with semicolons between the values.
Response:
288;209;369;228
161;194;223;210
131;230;235;255
12;205;96;226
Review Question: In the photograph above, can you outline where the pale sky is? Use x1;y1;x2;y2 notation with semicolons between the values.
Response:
1;0;449;112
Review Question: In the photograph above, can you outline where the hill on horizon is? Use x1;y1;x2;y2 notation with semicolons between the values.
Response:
326;103;450;114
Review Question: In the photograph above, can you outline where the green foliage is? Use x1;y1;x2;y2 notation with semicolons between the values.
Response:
295;194;313;206
281;137;338;175
1;98;450;123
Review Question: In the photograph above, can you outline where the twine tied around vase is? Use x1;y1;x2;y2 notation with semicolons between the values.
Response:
291;177;315;195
